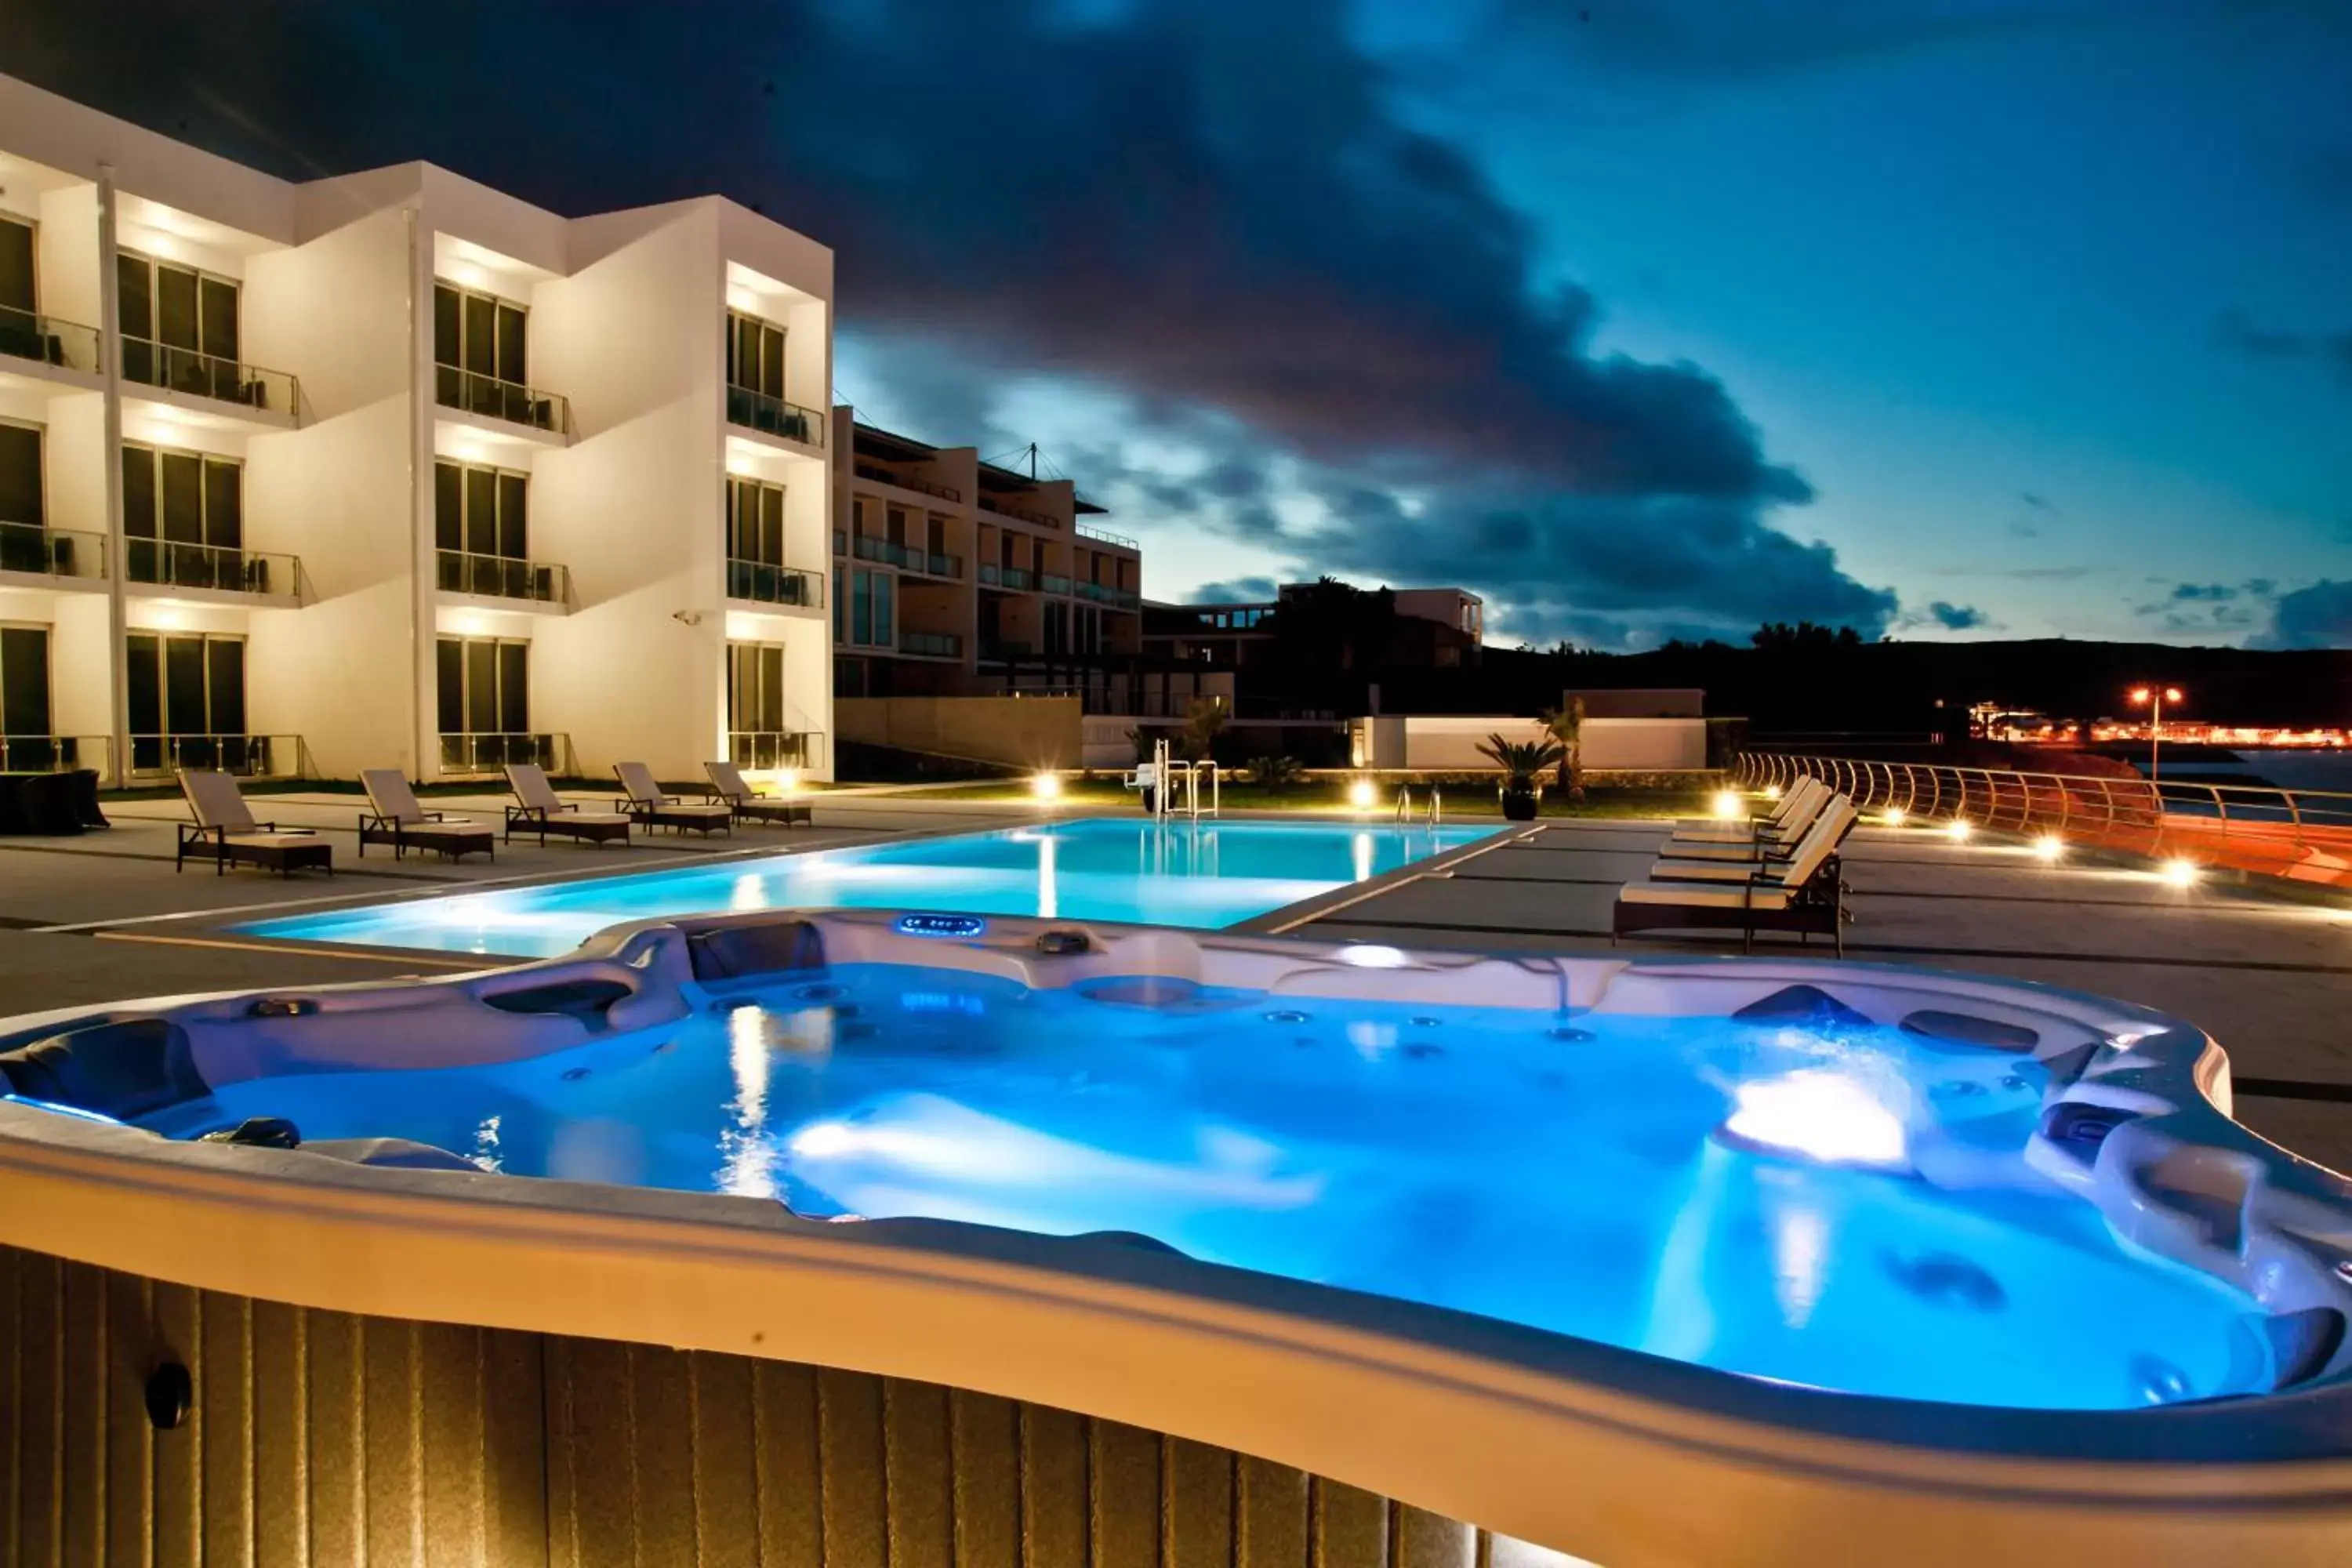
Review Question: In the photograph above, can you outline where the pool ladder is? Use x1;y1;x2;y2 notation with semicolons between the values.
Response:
1393;787;1442;825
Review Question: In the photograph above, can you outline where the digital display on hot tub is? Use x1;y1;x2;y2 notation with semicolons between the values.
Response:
130;962;2301;1412
893;913;988;938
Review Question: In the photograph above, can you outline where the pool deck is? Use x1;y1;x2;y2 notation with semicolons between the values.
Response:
3;790;2348;1173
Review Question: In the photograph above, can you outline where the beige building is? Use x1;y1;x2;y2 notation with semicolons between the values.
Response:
831;414;1142;702
0;72;835;786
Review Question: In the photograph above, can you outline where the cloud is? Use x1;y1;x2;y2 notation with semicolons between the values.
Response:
2;0;1893;645
2254;581;2352;648
1925;601;1990;630
1191;576;1279;604
2018;491;2057;512
2216;309;2352;389
2131;577;2281;634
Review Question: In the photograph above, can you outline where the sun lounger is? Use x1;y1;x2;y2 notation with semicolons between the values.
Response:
503;764;633;847
176;771;333;877
1660;786;1841;862
358;770;496;862
1613;798;1857;954
615;762;733;836
1647;799;1858;884
703;760;813;827
1671;776;1827;844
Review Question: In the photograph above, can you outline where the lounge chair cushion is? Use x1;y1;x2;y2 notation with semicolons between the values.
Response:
1645;858;1789;884
1657;840;1777;862
1617;880;1796;912
220;831;328;851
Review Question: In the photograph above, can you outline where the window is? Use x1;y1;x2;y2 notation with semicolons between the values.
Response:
728;641;787;734
434;282;528;385
125;631;245;772
121;441;249;590
436;637;530;736
844;568;892;648
0;419;39;525
117;249;239;394
725;476;786;568
1;215;34;321
1;624;50;737
725;311;786;402
434;459;528;558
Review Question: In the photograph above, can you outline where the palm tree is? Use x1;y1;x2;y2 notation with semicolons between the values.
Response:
1475;735;1565;791
1541;699;1585;799
1181;696;1229;761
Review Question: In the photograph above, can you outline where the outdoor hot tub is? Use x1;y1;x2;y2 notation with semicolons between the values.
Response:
2;910;2349;1563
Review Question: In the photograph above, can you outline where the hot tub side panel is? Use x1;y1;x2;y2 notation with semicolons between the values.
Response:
0;1242;1499;1568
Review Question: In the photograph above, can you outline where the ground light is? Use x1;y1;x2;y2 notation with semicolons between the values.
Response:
1348;779;1377;810
773;768;800;795
1031;773;1063;802
1762;784;1783;800
1881;807;1907;826
1711;789;1743;819
2162;858;2199;889
2033;833;2064;862
1946;818;1973;842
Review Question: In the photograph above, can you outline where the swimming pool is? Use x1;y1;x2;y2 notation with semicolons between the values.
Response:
241;818;1494;956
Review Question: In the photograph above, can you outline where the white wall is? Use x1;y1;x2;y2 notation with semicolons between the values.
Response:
1355;715;1708;771
241;203;420;775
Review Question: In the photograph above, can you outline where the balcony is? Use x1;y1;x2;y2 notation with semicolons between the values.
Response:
851;535;920;571
439;731;575;776
437;550;570;606
727;560;824;608
1076;580;1141;608
0;735;107;774
853;463;959;502
1078;522;1140;550
126;538;301;599
0;521;105;583
920;551;962;579
435;365;571;437
728;730;820;771
127;733;304;779
899;630;964;659
121;337;297;418
0;307;101;376
726;387;826;446
1040;572;1072;595
981;500;1058;530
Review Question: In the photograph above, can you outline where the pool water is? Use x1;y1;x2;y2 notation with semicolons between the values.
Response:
143;961;2275;1410
241;818;1492;957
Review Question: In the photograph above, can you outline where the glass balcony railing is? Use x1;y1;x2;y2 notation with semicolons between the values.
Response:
726;385;826;445
439;731;575;775
121;337;297;416
921;551;961;579
998;565;1036;590
852;534;921;570
832;529;847;556
1040;572;1072;595
978;562;1000;586
729;730;820;771
0;307;101;375
1076;580;1141;608
437;549;569;604
726;559;824;607
435;365;571;435
128;733;302;779
899;630;964;659
0;735;107;774
125;537;300;597
0;520;105;580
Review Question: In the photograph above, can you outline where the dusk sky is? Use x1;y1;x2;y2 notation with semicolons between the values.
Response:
10;0;2347;649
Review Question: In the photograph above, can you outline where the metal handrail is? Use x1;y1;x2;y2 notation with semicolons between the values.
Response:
437;549;571;605
1077;522;1140;550
0;520;106;580
439;731;575;775
1736;749;2352;881
125;536;301;598
726;386;826;446
0;307;102;375
853;463;960;503
122;336;297;417
728;730;822;771
0;735;108;773
725;559;824;608
434;365;572;436
127;733;304;779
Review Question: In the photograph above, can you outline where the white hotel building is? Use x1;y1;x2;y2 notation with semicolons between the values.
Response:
0;74;835;786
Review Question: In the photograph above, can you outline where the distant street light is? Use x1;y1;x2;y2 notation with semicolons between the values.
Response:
2127;684;2184;782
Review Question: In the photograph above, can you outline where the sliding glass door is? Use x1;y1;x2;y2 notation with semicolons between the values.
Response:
125;631;249;775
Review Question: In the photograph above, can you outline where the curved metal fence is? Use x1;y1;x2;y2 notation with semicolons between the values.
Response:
1735;750;2352;885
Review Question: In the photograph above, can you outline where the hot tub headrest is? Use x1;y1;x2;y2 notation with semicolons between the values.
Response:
0;1017;208;1119
687;920;826;982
